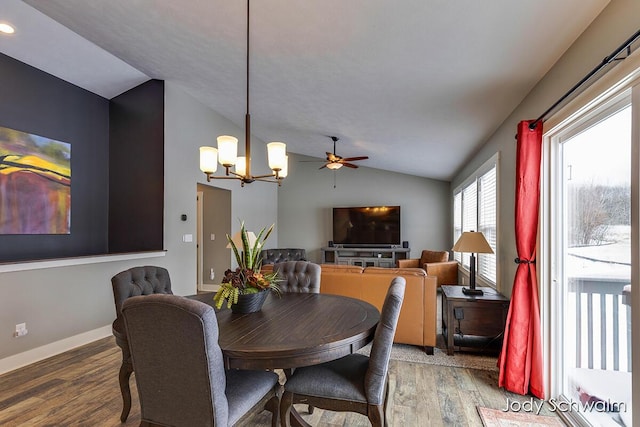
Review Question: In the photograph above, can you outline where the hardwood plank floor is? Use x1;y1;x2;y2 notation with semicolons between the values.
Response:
0;337;558;426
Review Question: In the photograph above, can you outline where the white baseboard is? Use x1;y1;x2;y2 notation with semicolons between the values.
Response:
0;325;112;375
198;284;219;292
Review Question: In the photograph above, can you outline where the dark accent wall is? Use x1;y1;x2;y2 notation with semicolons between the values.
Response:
0;54;163;262
0;53;109;261
109;80;164;252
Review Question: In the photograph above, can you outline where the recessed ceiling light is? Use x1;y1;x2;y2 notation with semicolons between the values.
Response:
0;23;15;34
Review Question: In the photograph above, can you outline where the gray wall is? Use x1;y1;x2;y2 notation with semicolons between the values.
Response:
276;152;451;263
162;82;279;295
451;0;640;297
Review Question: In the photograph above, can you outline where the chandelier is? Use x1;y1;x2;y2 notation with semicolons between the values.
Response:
199;0;287;186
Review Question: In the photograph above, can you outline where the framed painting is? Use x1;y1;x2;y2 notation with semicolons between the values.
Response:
0;126;71;234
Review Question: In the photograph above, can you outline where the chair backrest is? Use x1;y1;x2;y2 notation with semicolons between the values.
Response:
420;249;449;264
261;248;307;265
273;261;321;293
122;294;228;427
111;266;173;317
364;277;406;405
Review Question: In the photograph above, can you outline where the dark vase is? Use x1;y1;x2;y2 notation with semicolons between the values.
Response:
231;290;269;314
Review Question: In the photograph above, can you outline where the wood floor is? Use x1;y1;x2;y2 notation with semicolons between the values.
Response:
0;337;558;426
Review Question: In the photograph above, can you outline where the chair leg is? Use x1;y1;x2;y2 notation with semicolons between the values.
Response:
279;391;293;427
265;394;280;427
424;345;434;355
307;404;314;414
367;403;385;427
118;357;133;422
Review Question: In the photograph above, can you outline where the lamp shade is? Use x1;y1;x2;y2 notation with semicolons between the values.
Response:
279;155;288;178
267;142;287;171
326;162;343;170
217;135;238;166
199;146;218;173
235;156;247;177
452;231;494;254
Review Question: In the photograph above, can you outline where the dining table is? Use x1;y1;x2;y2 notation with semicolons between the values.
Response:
190;291;380;426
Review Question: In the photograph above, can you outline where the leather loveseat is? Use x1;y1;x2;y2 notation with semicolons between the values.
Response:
319;264;437;354
397;249;458;287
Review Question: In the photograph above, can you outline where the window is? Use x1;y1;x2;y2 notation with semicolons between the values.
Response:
453;154;498;285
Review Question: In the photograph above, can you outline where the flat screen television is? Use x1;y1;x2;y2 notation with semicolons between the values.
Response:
332;206;401;246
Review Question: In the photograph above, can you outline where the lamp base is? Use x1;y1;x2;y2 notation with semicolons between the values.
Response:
462;287;484;296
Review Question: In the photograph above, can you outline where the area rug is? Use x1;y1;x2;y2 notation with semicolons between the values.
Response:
357;342;499;371
477;406;565;426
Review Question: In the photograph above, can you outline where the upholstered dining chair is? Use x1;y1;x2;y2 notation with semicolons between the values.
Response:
110;265;173;422
280;277;406;427
271;260;322;414
121;294;280;427
272;260;321;293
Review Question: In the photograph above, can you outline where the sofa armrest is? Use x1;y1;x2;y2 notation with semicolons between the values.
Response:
424;260;459;286
397;258;420;268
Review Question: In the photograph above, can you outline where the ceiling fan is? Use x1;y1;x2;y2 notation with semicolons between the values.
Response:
320;136;369;170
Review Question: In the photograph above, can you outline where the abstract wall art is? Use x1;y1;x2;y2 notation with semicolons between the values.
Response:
0;126;71;234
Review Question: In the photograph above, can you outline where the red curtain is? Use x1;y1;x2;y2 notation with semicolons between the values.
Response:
498;120;544;399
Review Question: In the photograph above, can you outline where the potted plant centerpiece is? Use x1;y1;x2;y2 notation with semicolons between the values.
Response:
213;221;280;313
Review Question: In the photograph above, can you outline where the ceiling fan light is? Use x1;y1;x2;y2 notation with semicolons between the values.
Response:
217;135;238;166
326;162;343;170
267;142;286;171
199;146;218;173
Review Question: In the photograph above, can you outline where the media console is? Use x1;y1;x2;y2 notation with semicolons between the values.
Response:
321;246;410;268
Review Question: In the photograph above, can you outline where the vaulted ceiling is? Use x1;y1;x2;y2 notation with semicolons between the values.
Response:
1;0;610;180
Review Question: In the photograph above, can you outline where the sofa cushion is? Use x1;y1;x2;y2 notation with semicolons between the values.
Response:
321;264;365;274
363;267;427;278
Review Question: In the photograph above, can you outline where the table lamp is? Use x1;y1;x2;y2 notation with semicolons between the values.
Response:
452;231;494;296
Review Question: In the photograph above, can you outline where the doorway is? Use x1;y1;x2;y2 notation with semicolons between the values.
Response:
196;184;231;292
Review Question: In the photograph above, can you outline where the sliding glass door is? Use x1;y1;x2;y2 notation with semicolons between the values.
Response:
549;94;633;426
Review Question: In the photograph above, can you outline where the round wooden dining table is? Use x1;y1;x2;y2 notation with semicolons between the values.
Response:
191;291;380;371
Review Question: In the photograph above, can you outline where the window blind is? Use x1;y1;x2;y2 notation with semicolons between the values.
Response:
452;154;498;286
461;181;477;268
453;192;462;263
478;166;497;283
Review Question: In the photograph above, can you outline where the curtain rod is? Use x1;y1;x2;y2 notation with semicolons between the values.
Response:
528;28;640;130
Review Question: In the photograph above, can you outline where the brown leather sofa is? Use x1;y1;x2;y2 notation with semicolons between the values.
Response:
319;264;437;354
397;249;458;287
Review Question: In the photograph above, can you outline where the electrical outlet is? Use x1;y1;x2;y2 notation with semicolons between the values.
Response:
454;307;464;320
14;323;28;338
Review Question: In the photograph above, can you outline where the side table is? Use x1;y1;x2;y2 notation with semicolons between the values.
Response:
441;285;510;355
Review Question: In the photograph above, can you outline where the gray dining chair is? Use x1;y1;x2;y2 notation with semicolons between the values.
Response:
272;260;321;414
110;265;173;422
279;276;406;427
122;293;280;427
272;260;321;293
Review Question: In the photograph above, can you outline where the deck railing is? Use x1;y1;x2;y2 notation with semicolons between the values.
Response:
567;277;631;372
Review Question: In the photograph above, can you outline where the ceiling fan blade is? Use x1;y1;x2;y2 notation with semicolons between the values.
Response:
319;164;327;170
342;162;359;169
341;156;369;162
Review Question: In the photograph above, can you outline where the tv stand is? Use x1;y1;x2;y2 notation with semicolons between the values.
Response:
321;246;410;268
